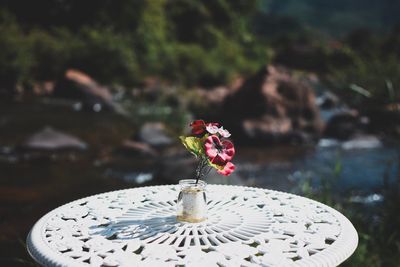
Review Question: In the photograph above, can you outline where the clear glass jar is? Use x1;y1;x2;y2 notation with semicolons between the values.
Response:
176;179;207;223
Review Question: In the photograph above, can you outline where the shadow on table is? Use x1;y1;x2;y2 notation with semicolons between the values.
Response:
89;215;179;241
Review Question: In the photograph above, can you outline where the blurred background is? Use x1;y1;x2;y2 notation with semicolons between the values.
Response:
0;0;399;266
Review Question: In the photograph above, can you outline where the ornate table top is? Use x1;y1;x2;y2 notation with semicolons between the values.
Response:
27;185;358;267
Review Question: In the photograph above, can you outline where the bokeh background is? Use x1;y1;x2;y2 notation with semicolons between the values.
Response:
1;0;400;266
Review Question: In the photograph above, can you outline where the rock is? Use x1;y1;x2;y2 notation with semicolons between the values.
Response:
0;146;18;163
53;69;115;111
222;65;323;144
33;81;55;95
323;112;362;140
316;91;340;110
195;86;230;106
137;122;173;148
243;116;315;144
116;140;159;157
23;127;87;150
364;108;400;137
243;116;292;137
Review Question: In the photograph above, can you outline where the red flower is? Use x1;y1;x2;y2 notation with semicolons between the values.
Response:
204;135;235;165
190;120;206;135
217;162;235;176
190;120;220;135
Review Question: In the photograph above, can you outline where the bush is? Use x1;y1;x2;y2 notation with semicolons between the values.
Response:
0;0;267;90
27;28;72;82
68;28;140;87
0;10;32;91
324;29;400;106
160;29;270;87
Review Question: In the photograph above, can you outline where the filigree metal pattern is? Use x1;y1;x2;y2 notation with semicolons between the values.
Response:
27;185;358;266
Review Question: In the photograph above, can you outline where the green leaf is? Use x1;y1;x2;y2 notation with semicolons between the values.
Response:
207;159;225;171
179;136;205;157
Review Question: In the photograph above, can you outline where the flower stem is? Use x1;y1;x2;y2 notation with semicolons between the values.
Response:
195;157;208;184
195;160;202;184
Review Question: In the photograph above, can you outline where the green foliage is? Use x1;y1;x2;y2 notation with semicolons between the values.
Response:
180;134;225;171
260;0;400;36
27;29;69;81
69;28;140;86
207;158;225;171
164;41;263;87
0;10;142;89
135;0;168;75
179;136;206;157
327;53;400;105
267;19;400;107
0;0;266;90
0;11;32;90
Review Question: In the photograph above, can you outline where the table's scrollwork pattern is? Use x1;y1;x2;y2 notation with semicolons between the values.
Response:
27;185;358;266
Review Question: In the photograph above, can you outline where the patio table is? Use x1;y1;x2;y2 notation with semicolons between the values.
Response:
27;185;358;266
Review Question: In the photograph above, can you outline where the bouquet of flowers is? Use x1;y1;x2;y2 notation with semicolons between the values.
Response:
180;120;236;184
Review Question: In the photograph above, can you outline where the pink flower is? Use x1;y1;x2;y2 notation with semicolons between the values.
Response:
217;162;235;176
204;135;235;165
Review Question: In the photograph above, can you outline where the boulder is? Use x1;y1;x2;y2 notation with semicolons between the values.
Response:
323;112;361;140
195;86;230;106
316;91;340;110
222;65;323;144
33;81;55;95
137;122;173;148
116;140;159;157
53;69;115;111
23;127;87;150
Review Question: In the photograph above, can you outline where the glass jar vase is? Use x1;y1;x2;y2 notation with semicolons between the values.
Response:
176;179;207;223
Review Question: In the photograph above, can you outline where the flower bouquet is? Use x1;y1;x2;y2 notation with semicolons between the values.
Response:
176;120;236;222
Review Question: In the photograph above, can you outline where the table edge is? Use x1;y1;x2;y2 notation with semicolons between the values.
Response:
26;184;359;267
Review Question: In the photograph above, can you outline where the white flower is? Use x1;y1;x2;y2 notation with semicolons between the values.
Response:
218;127;231;138
206;125;219;134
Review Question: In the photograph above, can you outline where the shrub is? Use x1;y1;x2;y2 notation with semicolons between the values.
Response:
0;10;32;91
68;28;140;87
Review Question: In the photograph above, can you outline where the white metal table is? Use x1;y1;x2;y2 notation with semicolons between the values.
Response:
27;185;358;267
